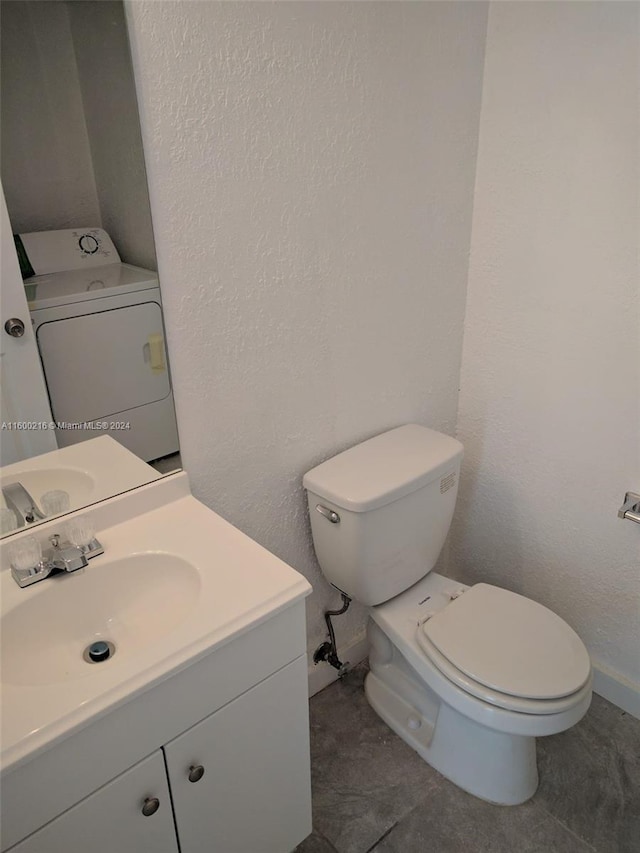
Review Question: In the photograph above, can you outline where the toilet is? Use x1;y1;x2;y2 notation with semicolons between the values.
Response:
303;424;592;805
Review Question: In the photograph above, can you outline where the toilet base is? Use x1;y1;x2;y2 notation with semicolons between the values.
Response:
365;622;539;805
365;669;538;805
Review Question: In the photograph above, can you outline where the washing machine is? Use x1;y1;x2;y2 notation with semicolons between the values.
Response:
19;228;179;462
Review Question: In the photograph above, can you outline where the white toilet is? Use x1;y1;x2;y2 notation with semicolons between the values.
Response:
303;424;592;805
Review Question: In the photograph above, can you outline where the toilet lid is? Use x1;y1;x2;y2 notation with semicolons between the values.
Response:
420;584;591;700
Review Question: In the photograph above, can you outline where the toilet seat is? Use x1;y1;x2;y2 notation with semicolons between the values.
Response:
416;583;591;712
416;631;588;714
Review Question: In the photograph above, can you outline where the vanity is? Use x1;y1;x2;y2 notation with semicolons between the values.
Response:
0;472;313;852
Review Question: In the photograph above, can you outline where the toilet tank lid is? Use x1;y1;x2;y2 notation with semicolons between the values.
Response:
303;424;463;512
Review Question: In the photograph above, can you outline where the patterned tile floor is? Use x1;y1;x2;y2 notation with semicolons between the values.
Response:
296;664;640;853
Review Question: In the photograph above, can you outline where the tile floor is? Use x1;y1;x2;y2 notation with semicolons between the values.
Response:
296;663;640;853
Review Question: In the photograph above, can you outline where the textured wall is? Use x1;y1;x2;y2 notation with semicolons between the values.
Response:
0;0;100;232
125;1;488;658
453;3;639;691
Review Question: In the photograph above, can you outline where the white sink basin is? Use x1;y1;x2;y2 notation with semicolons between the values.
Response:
0;436;164;535
1;467;95;510
1;553;201;687
0;473;311;772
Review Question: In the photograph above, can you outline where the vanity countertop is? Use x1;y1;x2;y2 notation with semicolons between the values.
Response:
0;474;311;772
0;435;165;520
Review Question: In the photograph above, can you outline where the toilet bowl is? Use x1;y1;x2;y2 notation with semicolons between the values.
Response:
303;424;592;805
365;572;591;804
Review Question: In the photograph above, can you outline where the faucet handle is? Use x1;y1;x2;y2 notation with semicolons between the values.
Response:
64;517;103;559
9;536;42;573
65;518;95;549
0;507;18;535
8;536;51;587
41;490;71;517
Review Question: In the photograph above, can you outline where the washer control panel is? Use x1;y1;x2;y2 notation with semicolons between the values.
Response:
17;228;121;276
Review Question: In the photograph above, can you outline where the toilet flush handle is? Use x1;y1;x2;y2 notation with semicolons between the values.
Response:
316;505;340;524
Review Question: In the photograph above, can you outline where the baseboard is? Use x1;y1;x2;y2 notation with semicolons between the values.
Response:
307;633;369;698
592;663;640;720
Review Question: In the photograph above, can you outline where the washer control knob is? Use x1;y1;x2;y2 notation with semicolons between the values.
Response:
78;234;99;254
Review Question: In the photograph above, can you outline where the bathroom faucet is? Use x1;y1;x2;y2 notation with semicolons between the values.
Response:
9;527;103;588
48;533;92;573
2;482;45;526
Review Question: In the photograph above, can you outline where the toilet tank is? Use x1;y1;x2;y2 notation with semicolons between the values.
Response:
303;425;463;606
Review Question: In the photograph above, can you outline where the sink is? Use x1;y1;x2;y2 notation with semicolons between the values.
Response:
0;472;311;774
0;436;164;538
1;467;95;511
1;553;201;687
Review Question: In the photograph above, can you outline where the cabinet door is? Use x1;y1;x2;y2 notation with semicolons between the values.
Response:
164;655;312;853
8;751;178;853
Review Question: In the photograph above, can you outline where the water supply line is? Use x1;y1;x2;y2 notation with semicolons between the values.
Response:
313;592;352;677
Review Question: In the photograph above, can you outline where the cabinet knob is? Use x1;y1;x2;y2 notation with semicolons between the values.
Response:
188;764;205;783
141;797;160;816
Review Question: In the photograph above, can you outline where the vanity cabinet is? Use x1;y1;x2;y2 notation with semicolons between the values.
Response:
1;479;313;853
7;656;310;853
166;656;311;853
8;751;179;853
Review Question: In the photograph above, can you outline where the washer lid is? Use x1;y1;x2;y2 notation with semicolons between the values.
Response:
421;584;591;700
27;264;158;310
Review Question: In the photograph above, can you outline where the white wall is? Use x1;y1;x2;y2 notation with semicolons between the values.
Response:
68;1;156;270
126;1;488;663
453;2;640;710
1;0;155;269
0;0;100;232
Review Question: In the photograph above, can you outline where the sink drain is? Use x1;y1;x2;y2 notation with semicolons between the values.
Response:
83;640;115;664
